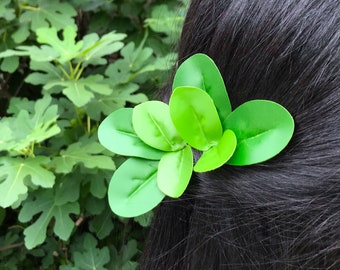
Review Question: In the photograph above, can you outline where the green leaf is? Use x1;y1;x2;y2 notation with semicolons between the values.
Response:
52;139;115;174
86;83;147;121
98;108;164;160
173;53;232;129
0;156;55;208
0;56;19;73
25;60;64;87
89;207;114;240
225;100;295;165
145;4;184;44
20;0;77;31
36;26;83;63
0;0;15;21
194;129;237;172
133;101;186;151
133;211;153;227
0;95;60;153
157;145;193;198
108;158;165;218
78;31;126;67
73;233;110;270
170;86;223;151
19;189;79;249
109;240;138;270
0;45;59;62
45;75;112;107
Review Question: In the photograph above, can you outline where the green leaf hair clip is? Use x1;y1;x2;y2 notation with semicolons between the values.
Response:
98;53;295;218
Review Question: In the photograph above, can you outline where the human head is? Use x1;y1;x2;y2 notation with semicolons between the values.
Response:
140;0;340;268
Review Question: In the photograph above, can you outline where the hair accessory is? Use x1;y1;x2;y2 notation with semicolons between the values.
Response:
98;54;295;217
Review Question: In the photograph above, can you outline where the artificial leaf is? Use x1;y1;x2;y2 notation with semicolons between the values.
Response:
194;129;237;172
133;101;186;151
36;26;83;63
108;158;165;217
170;86;223;151
20;0;77;31
98;108;164;160
78;31;126;67
0;95;60;153
0;156;55;208
19;189;79;249
45;75;112;107
173;53;232;129
157;145;193;198
52;140;115;174
225;100;295;165
73;233;110;270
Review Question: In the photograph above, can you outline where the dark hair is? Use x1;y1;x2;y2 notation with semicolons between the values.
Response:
140;0;340;269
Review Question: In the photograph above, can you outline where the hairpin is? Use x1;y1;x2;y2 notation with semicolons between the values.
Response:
98;54;295;218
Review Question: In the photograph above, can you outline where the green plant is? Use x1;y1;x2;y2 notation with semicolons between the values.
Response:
0;0;187;268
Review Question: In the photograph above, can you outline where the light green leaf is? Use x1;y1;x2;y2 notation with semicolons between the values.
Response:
73;233;110;270
0;95;60;153
45;75;112;107
98;108;164;160
173;53;232;129
18;189;79;249
0;45;59;62
157;145;193;198
86;83;147;121
52;140;115;174
0;0;15;21
194;129;237;172
25;61;64;88
20;0;77;31
108;158;165;218
0;56;19;73
225;100;295;165
78;31;126;67
133;101;186;151
145;4;184;44
170;86;223;151
0;156;55;208
36;26;83;63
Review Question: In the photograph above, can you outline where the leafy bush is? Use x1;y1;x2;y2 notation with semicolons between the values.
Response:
0;0;187;268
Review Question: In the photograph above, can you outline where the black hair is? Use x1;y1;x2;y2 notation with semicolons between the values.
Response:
140;0;340;269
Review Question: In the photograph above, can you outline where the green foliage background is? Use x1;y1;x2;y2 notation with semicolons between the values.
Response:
0;0;188;268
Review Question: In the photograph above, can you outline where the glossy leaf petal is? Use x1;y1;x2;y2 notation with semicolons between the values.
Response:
173;53;231;128
132;101;186;151
157;145;193;198
225;100;295;165
194;129;237;172
170;86;223;151
108;158;165;218
98;108;164;160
